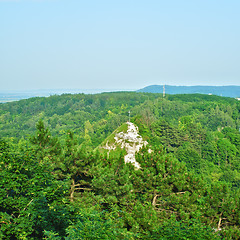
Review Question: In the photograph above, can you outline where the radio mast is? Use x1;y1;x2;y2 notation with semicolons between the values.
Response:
163;85;165;98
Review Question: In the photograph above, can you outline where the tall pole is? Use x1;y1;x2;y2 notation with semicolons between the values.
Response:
128;111;131;122
163;85;165;98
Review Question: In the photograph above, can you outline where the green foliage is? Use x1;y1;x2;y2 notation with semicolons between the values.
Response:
92;155;135;208
1;92;240;239
149;217;221;240
134;148;206;220
64;210;132;240
150;119;183;152
30;119;61;164
176;143;202;172
0;139;70;239
44;210;134;240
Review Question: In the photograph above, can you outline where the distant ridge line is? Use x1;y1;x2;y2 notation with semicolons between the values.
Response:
137;85;240;98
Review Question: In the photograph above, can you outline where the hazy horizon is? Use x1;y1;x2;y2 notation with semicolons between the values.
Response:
1;84;240;93
1;1;240;91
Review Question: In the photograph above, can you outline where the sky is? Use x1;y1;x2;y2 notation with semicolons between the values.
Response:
1;0;240;91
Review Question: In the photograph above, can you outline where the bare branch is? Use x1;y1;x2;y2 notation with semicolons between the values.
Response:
156;208;177;214
75;187;92;191
175;191;186;195
22;199;34;212
217;212;223;230
152;194;159;206
17;199;34;218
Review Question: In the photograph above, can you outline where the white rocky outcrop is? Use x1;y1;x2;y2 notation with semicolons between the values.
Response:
102;122;149;169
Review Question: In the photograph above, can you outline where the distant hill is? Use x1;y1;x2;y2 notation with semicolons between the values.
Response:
137;85;240;98
0;89;131;103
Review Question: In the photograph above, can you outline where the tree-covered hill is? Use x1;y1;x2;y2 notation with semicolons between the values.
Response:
1;92;239;142
0;92;158;145
1;92;240;239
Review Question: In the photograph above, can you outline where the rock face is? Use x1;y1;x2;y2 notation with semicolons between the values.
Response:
102;122;148;169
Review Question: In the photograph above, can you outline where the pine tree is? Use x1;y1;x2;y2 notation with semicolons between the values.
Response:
30;120;61;165
57;131;94;202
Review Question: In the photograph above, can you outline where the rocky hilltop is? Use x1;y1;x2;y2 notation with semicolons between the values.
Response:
101;122;149;169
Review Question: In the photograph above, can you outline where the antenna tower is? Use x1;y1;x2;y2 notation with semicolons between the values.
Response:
163;85;165;98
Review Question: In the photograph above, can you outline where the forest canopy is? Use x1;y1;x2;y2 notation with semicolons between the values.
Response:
0;92;240;239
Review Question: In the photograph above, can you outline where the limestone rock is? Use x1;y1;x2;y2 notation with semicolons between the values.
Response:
102;122;149;169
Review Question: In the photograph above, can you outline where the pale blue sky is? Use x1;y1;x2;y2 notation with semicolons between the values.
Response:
1;0;240;91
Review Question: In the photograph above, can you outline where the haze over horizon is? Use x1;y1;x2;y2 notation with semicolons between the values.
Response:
1;0;240;91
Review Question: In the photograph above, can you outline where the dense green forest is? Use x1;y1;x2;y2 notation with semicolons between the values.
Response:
1;92;240;239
